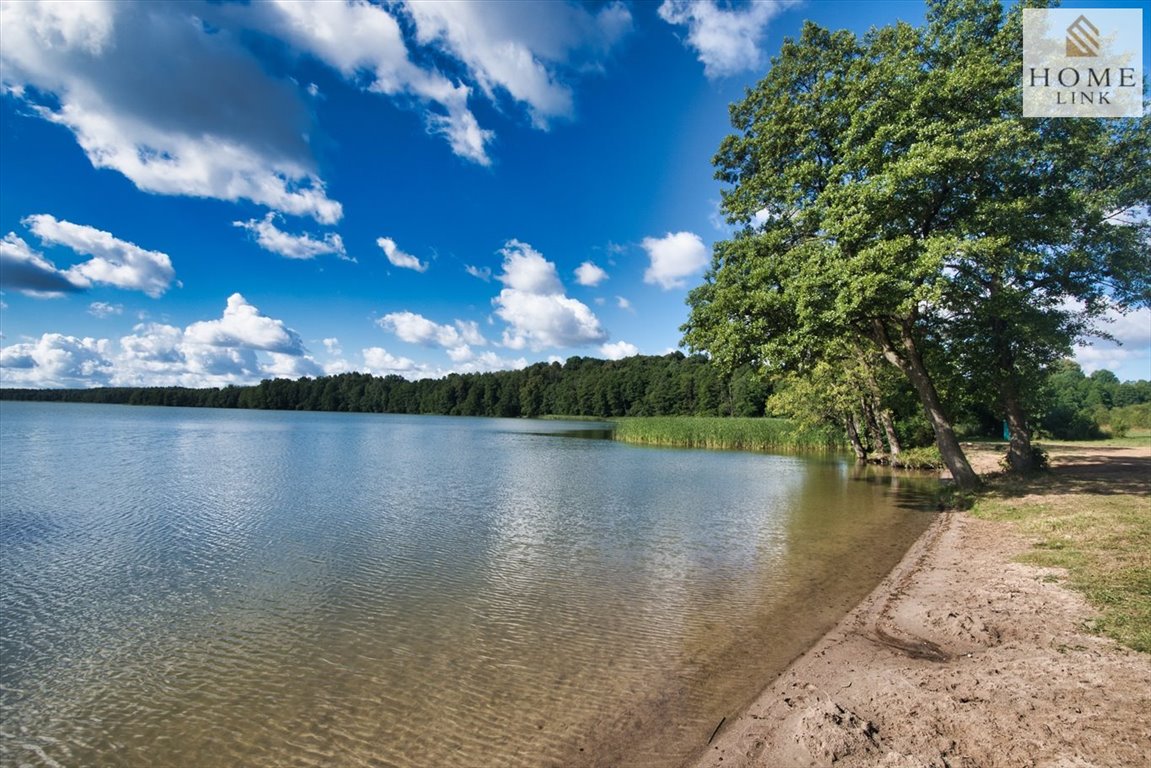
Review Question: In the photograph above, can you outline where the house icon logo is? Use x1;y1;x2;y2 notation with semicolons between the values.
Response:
1066;15;1100;57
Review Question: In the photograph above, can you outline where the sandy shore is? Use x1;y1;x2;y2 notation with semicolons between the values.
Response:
690;444;1151;768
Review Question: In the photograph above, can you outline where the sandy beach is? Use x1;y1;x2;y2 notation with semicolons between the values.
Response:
690;444;1151;768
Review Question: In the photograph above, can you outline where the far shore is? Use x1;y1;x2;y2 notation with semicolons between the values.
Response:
689;442;1151;768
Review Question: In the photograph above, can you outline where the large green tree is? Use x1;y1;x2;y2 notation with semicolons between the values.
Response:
683;0;1149;487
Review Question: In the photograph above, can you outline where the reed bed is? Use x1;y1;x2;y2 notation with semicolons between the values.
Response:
611;416;843;453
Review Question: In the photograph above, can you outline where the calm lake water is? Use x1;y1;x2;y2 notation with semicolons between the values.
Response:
0;402;936;767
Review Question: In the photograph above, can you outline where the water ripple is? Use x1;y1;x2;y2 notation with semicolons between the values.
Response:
1;404;934;768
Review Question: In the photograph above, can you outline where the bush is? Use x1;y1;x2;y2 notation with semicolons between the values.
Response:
1039;405;1105;440
892;446;944;470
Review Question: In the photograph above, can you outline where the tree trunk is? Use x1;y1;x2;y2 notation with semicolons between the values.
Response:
845;414;868;461
872;320;981;489
1001;379;1037;473
990;305;1038;475
878;403;902;457
861;398;885;457
856;348;901;458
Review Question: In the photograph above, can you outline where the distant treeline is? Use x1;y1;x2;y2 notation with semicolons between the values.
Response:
2;354;1146;446
0;353;772;419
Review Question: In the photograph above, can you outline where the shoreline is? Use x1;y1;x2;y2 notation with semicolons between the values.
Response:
689;444;1151;768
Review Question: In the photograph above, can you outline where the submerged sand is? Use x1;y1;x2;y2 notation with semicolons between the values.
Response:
689;444;1151;768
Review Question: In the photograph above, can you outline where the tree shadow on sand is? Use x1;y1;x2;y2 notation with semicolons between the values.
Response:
995;447;1151;498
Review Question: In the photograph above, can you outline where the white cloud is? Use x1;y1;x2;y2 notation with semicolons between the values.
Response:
499;241;565;294
365;344;525;379
574;260;608;286
658;0;797;78
323;358;354;375
262;351;324;379
378;311;486;348
113;296;317;386
465;264;492;281
641;231;708;290
250;0;493;166
0;333;114;387
493;240;607;350
450;350;529;375
322;337;342;355
185;293;305;354
234;213;347;260
0;295;324;388
377;237;428;272
362;346;424;377
0;232;83;295
404;0;632;128
88;301;123;318
616;295;633;311
600;340;639;360
0;2;342;223
1074;306;1151;379
1;0;633;200
23;214;175;297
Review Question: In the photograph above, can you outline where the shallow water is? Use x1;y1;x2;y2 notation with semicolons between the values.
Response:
0;402;935;767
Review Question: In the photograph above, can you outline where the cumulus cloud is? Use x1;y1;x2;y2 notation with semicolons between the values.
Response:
248;0;493;166
658;0;798;78
361;345;526;379
0;232;83;295
234;213;348;260
362;346;424;377
616;296;633;311
405;0;632;128
0;333;114;387
377;237;428;272
262;351;324;379
1074;306;1151;377
493;240;607;350
574;260;608;287
113;294;326;387
22;214;176;297
601;340;639;360
642;231;708;290
111;295;320;387
451;350;529;375
376;310;487;365
185;293;306;354
0;2;341;223
1;1;632;191
378;311;486;347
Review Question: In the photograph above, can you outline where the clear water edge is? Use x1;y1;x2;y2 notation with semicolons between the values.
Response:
0;402;936;767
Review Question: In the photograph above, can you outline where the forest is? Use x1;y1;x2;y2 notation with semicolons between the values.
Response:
0;354;765;419
1;353;1146;447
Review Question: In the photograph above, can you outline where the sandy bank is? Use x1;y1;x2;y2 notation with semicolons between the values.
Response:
690;444;1151;768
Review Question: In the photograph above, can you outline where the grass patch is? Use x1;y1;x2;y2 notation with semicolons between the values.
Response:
972;479;1151;654
892;445;944;470
610;416;843;452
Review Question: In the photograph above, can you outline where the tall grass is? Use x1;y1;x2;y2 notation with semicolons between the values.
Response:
611;416;843;452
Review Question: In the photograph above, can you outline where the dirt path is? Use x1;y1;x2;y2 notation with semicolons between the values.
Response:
690;444;1151;768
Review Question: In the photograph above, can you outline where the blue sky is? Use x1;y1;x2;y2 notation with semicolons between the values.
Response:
1;0;1148;388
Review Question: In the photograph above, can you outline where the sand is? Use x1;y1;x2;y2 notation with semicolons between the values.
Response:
689;444;1151;768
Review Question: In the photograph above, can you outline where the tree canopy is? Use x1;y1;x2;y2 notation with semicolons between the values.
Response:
683;0;1150;488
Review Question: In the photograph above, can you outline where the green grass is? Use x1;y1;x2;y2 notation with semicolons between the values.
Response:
971;476;1151;654
610;416;843;452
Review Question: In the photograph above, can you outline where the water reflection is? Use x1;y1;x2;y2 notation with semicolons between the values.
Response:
0;404;936;768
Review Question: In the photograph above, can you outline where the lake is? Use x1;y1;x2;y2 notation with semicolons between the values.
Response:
0;402;935;767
